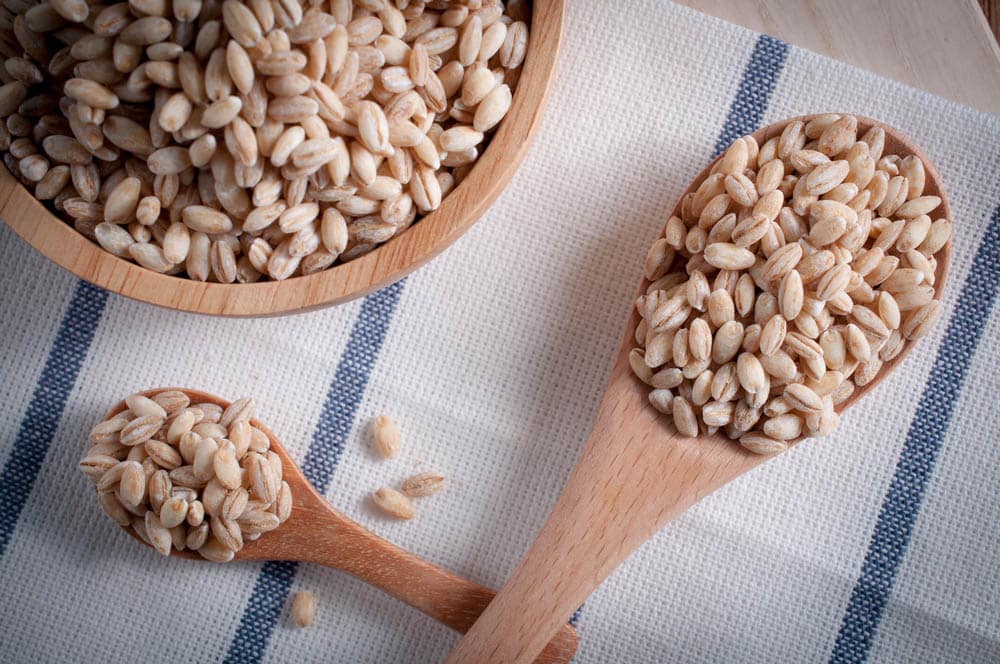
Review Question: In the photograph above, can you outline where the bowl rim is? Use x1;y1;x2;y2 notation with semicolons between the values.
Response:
1;0;565;317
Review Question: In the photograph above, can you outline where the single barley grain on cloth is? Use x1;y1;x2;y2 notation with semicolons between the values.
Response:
401;471;445;497
372;486;415;519
0;0;530;281
372;414;401;458
290;591;316;627
631;114;951;455
80;391;293;562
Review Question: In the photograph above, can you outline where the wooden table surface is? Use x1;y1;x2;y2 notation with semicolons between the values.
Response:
678;0;1000;117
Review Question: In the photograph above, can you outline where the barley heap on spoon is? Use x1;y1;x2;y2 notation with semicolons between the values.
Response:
0;0;529;281
631;114;951;455
79;390;292;562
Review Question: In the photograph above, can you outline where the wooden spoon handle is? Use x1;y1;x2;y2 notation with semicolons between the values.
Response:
445;353;764;664
285;500;579;663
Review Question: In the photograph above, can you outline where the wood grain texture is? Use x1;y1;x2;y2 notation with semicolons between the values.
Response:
105;389;578;664
1;0;564;317
445;115;952;664
678;0;1000;116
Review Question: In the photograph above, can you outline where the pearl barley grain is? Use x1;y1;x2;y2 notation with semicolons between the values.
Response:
372;487;415;519
401;472;446;498
291;591;315;628
372;415;401;459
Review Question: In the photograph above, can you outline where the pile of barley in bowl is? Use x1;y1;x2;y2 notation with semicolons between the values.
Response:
0;0;529;281
631;114;951;455
79;391;292;561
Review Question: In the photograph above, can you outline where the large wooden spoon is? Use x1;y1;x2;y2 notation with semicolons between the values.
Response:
102;388;578;664
446;115;952;663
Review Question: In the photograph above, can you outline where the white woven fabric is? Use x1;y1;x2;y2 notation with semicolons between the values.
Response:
2;1;1000;662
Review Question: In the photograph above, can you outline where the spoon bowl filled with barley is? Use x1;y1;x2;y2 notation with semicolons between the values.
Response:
447;113;952;663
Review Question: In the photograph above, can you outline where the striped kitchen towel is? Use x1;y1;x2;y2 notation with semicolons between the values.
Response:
2;1;1000;662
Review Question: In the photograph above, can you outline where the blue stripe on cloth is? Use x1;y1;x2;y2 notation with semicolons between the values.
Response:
713;34;789;157
0;281;108;558
224;280;406;664
299;282;406;489
830;207;1000;663
570;32;789;643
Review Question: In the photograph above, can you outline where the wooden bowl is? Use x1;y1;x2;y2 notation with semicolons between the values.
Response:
1;0;564;317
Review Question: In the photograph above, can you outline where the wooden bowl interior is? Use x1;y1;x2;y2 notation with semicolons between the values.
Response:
627;114;952;431
2;0;564;317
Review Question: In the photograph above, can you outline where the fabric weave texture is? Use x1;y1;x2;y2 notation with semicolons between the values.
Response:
1;2;999;662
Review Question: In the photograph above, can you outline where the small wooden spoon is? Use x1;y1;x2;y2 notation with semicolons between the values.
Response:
105;388;578;664
446;115;952;663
